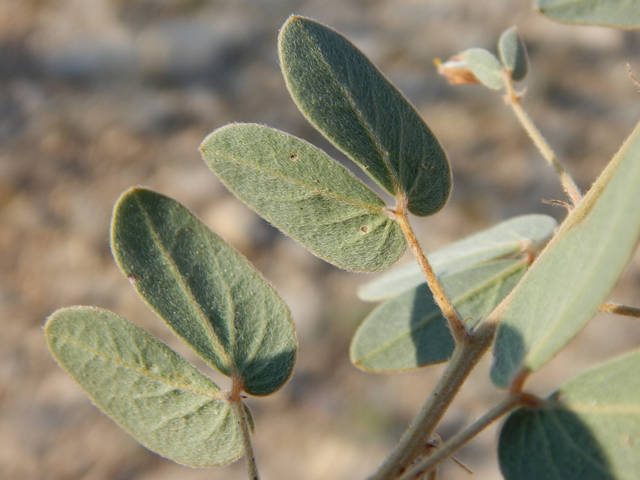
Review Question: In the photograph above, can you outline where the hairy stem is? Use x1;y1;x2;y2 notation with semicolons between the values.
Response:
369;322;496;480
397;393;526;480
503;72;582;207
230;376;259;480
600;302;640;318
394;200;465;342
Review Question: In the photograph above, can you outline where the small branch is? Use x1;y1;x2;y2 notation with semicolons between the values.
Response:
502;72;582;208
393;199;466;343
600;302;640;318
369;323;496;480
230;375;259;480
397;393;526;480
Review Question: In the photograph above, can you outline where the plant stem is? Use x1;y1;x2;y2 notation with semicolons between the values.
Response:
502;72;582;207
230;376;259;480
394;203;466;343
397;393;523;480
369;322;495;480
600;302;640;318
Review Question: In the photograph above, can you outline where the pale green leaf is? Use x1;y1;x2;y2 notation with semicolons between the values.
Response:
359;214;556;301
491;119;640;388
45;307;244;467
351;259;527;372
536;0;640;29
200;123;406;272
499;348;640;480
464;48;505;90
111;187;296;396
278;15;452;217
498;26;529;82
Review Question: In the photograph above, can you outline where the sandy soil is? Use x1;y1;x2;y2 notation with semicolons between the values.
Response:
1;1;639;479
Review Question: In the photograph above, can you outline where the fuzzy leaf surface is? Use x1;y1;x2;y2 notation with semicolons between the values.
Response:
45;307;244;467
200;123;406;272
498;26;529;81
351;259;527;372
359;214;556;301
536;0;640;28
111;187;296;396
499;348;640;480
491;120;640;387
464;48;505;90
279;15;451;216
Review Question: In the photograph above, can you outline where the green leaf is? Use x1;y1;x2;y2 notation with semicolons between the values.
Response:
536;0;640;29
45;307;245;467
464;48;505;90
278;15;452;217
351;259;527;372
491;119;640;388
359;214;557;301
200;123;406;272
499;348;640;480
111;187;296;396
498;26;529;82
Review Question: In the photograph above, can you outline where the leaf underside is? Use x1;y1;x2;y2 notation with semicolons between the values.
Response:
111;187;297;396
464;48;505;90
536;0;640;29
45;307;245;467
279;15;452;216
498;26;529;82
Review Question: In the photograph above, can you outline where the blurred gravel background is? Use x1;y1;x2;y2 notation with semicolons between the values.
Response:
1;1;640;479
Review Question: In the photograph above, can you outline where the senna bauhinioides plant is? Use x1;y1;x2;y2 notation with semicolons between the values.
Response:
45;9;640;480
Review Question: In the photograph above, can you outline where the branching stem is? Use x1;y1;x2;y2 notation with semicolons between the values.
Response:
369;322;496;480
502;72;582;207
394;198;466;343
230;375;259;480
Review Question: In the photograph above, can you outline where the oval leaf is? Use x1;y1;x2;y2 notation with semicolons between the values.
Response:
498;26;529;82
536;0;640;29
200;123;406;272
491;119;640;388
45;307;244;467
111;187;296;396
278;15;452;216
464;48;505;90
351;259;527;372
499;348;640;480
359;214;557;301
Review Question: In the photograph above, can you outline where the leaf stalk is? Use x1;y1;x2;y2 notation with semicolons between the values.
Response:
230;375;260;480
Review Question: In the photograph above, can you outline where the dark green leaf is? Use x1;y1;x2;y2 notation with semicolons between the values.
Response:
351;259;527;372
359;214;556;301
464;48;505;90
200;123;406;272
498;26;529;82
278;15;452;216
111;187;296;396
491;120;640;388
45;307;245;467
536;0;640;29
499;348;640;480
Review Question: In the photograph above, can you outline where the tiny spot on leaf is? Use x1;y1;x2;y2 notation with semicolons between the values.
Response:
127;274;138;286
360;225;370;234
289;153;298;161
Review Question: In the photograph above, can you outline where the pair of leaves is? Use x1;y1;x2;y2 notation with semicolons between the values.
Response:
351;215;557;372
491;118;640;387
200;16;452;272
500;348;640;480
46;188;297;466
537;0;640;29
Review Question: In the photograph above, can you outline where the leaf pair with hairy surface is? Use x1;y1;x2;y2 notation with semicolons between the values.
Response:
46;187;297;467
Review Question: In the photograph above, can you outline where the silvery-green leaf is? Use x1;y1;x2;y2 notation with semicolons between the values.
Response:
200;123;406;272
359;214;556;301
498;26;529;82
351;259;527;372
45;307;245;467
491;119;640;388
499;348;640;480
279;15;452;217
111;187;296;396
536;0;640;29
464;48;505;90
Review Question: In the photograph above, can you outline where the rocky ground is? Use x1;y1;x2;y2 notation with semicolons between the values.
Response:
1;1;640;479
